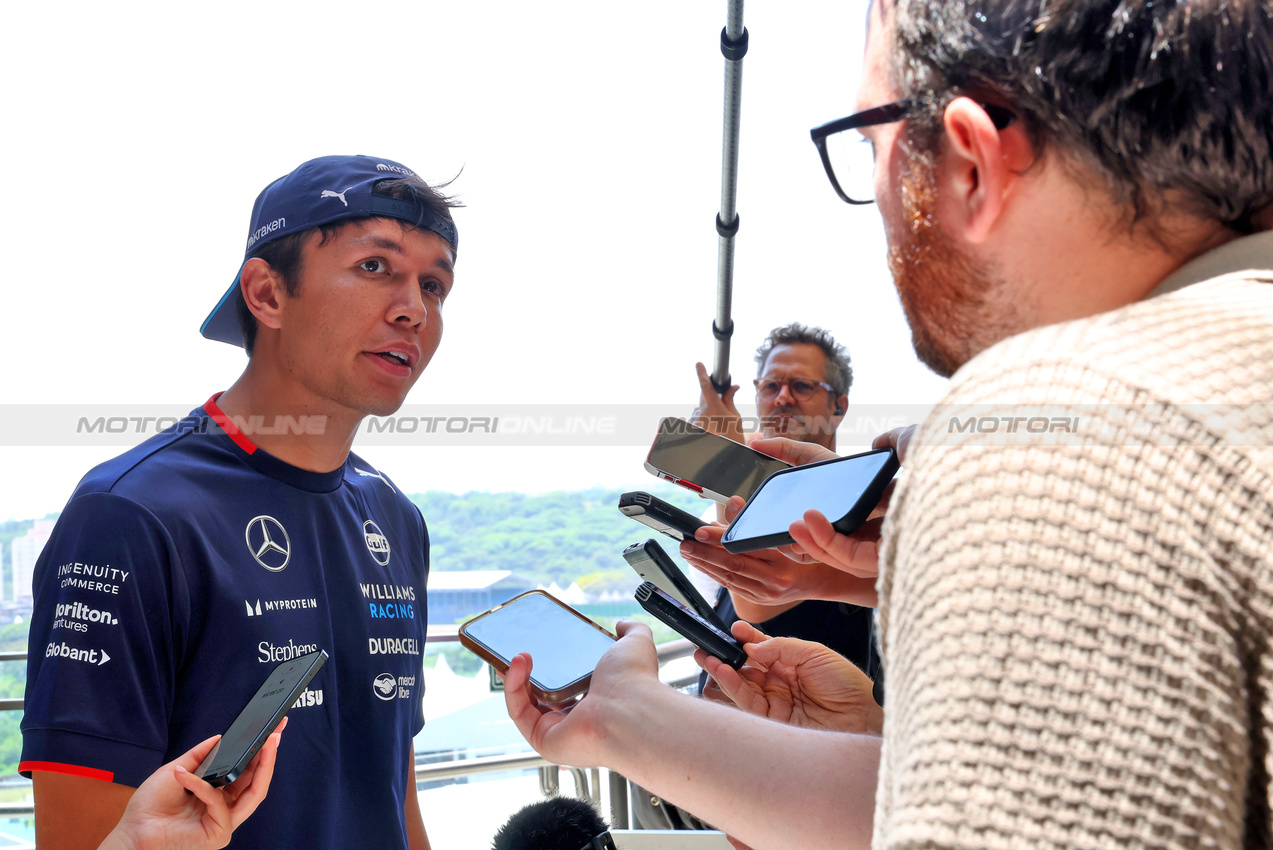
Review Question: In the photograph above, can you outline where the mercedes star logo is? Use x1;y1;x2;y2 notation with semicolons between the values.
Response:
246;515;291;572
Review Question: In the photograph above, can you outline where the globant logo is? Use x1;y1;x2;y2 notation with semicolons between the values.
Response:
45;641;111;666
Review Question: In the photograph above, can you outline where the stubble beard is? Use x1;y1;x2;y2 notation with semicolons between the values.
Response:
761;409;838;449
887;141;1021;378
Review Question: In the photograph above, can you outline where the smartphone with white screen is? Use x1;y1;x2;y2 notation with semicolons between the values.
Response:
459;590;617;705
721;447;899;553
644;417;790;503
195;649;327;787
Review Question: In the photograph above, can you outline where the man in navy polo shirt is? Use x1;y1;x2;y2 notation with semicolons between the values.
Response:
21;155;456;849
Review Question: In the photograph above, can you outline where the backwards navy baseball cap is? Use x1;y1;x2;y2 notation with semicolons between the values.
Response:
200;154;459;347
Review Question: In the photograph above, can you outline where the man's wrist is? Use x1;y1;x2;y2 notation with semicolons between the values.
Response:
591;675;681;770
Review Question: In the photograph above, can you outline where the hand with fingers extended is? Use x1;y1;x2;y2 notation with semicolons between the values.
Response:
742;428;915;581
99;722;284;850
690;362;747;445
697;623;882;735
502;620;663;768
681;522;879;608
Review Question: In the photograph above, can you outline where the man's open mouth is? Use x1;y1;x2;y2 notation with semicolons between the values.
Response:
375;352;410;367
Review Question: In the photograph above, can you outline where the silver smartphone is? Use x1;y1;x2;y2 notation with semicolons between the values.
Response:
644;417;790;503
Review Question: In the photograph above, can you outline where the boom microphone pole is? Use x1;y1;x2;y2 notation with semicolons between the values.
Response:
710;0;748;395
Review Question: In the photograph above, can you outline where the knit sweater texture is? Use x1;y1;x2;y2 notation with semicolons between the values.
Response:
874;232;1273;849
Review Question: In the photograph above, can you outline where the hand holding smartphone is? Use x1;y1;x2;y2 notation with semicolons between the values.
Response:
621;539;729;634
635;582;746;669
459;590;617;705
195;649;327;787
721;447;899;553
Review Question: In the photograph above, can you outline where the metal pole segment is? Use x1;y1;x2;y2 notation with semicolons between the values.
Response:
608;770;631;829
711;0;747;395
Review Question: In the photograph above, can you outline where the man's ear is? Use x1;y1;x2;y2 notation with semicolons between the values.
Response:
832;394;848;420
239;258;286;332
940;97;1030;244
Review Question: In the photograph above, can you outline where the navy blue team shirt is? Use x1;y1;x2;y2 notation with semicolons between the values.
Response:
21;396;430;849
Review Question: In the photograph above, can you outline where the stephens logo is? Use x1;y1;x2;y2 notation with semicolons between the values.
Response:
246;516;291;572
364;520;390;566
373;673;397;701
258;639;320;664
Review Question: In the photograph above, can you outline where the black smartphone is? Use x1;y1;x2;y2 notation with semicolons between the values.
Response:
617;491;708;543
721;447;900;554
634;582;746;669
621;539;729;633
459;590;617;705
195;648;328;787
644;417;790;503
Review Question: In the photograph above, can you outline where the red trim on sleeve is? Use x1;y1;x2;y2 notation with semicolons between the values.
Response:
20;760;114;782
204;392;258;456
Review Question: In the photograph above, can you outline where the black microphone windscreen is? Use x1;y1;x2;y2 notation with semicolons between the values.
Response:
492;796;610;850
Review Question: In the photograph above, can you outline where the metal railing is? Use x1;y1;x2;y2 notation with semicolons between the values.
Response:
0;635;701;821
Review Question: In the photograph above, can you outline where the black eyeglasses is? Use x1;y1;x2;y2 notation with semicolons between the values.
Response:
810;99;1016;204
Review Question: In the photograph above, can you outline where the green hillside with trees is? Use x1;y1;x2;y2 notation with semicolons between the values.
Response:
411;483;711;595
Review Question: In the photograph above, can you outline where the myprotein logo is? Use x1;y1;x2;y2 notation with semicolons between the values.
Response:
245;597;319;617
364;520;390;566
246;516;291;572
373;672;397;701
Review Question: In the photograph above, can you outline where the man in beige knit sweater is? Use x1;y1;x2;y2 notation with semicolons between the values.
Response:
503;1;1273;847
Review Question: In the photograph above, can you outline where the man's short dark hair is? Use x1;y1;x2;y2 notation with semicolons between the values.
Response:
754;322;853;398
890;0;1273;233
235;175;461;354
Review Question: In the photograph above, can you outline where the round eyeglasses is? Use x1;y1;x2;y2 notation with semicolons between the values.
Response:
754;377;836;401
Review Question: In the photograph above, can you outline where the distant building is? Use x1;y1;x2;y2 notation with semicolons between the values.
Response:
426;570;535;625
12;519;56;603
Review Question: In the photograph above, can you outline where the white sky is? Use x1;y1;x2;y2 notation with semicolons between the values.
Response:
0;0;948;522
